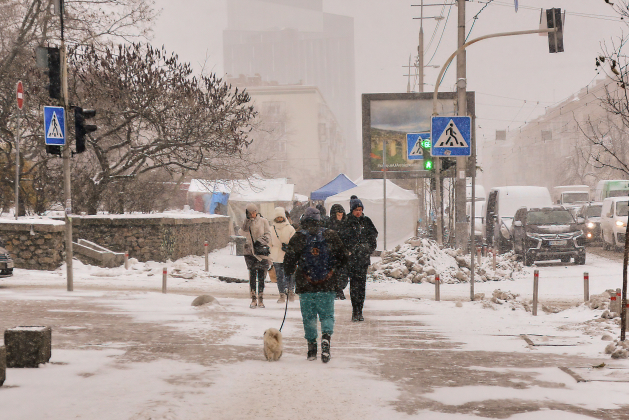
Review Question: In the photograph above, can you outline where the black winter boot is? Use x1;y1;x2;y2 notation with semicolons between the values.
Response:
307;341;317;361
321;333;331;363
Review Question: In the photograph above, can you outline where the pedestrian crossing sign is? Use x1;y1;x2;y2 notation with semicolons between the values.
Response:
431;116;471;156
406;133;430;160
44;106;65;145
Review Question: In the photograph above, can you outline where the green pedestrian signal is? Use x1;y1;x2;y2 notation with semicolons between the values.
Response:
422;138;433;171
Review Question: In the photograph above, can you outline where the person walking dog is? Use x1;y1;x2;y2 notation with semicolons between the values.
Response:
340;195;378;322
239;203;272;309
284;207;348;363
270;207;296;303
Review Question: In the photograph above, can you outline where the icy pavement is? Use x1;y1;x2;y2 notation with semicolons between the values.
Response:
1;246;629;419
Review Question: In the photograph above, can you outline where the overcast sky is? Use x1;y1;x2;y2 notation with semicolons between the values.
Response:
151;0;624;179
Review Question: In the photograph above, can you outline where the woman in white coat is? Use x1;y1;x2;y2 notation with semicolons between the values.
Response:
270;207;296;303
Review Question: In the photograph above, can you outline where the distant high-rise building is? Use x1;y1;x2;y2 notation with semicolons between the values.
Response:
223;0;356;173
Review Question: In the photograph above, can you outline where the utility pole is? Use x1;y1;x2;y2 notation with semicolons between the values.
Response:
455;0;468;251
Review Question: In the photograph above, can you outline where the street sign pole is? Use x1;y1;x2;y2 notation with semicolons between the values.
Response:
456;0;469;253
15;114;20;220
59;0;73;291
15;81;24;220
383;138;387;251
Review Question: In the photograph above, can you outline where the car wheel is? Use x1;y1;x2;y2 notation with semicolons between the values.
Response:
576;254;586;265
560;256;570;263
523;252;533;266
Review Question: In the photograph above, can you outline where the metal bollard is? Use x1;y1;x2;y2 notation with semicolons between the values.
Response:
583;272;589;302
477;246;481;265
616;290;622;313
162;267;167;294
435;274;440;302
611;296;617;313
482;245;487;257
532;269;539;316
492;247;497;271
124;251;129;270
204;241;209;272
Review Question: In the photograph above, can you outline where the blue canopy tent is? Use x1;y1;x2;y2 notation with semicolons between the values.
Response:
310;174;357;201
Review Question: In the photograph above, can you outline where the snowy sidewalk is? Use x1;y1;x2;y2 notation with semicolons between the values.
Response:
1;247;629;419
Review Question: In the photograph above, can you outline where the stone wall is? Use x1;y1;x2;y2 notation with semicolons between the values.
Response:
0;222;65;270
71;214;230;262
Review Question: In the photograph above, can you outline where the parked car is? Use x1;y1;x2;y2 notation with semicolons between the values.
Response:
601;197;629;251
512;206;586;266
0;239;14;277
575;202;603;243
484;186;553;253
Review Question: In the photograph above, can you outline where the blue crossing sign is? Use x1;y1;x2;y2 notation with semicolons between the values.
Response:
431;116;471;156
44;106;65;145
406;133;430;160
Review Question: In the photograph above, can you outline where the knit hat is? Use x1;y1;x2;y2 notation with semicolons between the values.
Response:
316;204;327;217
349;195;363;212
245;203;258;219
302;206;321;221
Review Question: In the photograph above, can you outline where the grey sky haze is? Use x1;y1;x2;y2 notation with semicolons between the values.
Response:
151;0;624;181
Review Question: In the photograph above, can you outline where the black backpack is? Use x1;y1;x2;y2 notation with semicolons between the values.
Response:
299;228;334;284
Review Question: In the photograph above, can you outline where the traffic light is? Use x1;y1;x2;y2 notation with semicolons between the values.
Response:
45;47;61;100
46;145;62;156
74;107;97;154
546;8;563;53
421;138;433;171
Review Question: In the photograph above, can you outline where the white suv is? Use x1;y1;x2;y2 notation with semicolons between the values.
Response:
601;197;629;250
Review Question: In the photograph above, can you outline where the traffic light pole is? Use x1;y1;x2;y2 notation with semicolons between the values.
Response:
455;0;467;252
431;26;559;250
59;1;73;291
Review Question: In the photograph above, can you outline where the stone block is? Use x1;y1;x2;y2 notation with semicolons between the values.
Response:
5;326;52;368
0;346;5;386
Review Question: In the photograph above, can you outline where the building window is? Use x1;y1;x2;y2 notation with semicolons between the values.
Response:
263;101;285;116
496;130;507;141
541;130;552;141
318;123;326;142
277;141;287;153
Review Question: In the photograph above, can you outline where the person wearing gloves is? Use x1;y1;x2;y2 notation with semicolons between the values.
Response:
270;207;296;303
339;195;378;322
238;203;272;309
326;204;349;300
284;207;348;363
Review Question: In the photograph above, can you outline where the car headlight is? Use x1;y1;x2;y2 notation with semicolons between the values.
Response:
616;220;625;227
586;222;595;228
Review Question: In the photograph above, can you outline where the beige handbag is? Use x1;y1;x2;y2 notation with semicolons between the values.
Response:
268;265;277;283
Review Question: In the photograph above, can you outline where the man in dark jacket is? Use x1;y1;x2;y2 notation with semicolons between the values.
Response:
284;207;348;363
339;195;378;322
326;204;349;300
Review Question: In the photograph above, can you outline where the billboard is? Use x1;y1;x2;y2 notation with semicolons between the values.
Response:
362;92;475;179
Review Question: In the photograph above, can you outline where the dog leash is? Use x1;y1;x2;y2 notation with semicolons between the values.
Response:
279;287;289;332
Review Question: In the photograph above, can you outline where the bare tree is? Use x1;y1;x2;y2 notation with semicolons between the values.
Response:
67;43;258;213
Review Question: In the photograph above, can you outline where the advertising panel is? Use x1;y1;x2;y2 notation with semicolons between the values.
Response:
362;92;475;179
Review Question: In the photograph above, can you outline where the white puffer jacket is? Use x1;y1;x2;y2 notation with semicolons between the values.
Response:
270;207;296;263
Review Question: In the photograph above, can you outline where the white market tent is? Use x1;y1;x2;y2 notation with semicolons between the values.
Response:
228;177;295;228
325;179;419;251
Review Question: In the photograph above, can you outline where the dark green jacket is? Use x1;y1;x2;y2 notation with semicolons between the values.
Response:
284;221;348;294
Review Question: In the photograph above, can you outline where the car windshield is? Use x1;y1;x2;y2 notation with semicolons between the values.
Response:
584;205;602;218
563;192;589;204
526;210;574;225
616;201;629;217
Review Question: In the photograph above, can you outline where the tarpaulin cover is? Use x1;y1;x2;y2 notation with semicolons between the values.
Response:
310;174;357;201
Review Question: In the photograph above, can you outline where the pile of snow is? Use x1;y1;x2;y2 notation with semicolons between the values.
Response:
368;238;523;284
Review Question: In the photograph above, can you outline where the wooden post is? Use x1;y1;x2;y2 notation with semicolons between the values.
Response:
162;267;167;294
204;241;209;272
532;269;539;316
583;272;589;302
124;251;129;270
435;274;440;301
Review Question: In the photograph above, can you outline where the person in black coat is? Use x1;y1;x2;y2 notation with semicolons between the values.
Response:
326;204;349;300
339;195;378;322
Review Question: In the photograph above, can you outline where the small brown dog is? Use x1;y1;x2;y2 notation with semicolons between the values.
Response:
263;328;283;361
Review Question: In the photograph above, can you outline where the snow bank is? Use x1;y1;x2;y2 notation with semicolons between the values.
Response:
368;238;523;284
